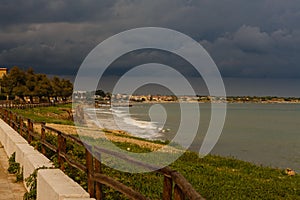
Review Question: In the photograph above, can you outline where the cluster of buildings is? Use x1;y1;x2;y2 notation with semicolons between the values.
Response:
74;90;300;104
0;68;7;78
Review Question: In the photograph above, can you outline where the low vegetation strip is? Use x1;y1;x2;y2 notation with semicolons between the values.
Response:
6;104;300;199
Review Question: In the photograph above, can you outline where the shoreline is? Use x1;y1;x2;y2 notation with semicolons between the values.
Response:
44;121;297;172
44;123;182;153
103;100;300;106
100;95;300;105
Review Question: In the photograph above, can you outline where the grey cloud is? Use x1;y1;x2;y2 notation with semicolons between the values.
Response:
0;0;300;80
0;22;105;74
202;24;300;78
0;0;116;25
233;25;272;53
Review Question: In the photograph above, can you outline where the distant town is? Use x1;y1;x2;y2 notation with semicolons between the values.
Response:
73;90;300;104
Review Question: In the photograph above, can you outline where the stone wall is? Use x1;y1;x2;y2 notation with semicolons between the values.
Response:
0;119;95;200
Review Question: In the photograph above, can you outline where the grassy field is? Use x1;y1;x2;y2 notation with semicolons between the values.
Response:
9;104;300;199
10;104;74;125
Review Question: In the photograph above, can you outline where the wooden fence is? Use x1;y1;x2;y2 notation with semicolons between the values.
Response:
0;107;204;200
0;100;71;109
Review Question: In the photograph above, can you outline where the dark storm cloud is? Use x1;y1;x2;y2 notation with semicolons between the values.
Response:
0;0;116;25
102;49;199;78
202;25;300;78
0;0;300;78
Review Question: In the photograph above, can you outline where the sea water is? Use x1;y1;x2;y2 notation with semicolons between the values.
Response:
87;103;300;171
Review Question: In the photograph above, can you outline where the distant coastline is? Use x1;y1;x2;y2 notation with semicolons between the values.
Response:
101;95;300;105
74;90;300;104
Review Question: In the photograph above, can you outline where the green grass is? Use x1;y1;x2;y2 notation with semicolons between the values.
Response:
171;152;300;199
10;104;74;125
45;135;300;200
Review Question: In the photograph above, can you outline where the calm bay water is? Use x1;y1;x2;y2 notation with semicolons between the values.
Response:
92;103;300;171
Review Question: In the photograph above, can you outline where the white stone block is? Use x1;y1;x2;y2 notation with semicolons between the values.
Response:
23;153;54;192
0;118;28;157
0;118;13;131
37;169;90;200
0;119;7;144
23;153;53;180
15;143;39;166
0;119;91;200
4;130;28;157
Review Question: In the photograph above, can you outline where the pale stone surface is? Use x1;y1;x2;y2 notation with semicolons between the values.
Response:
0;119;91;200
23;153;53;180
5;132;28;157
0;119;27;157
0;119;7;144
23;153;53;191
15;143;38;167
0;143;26;200
37;169;90;200
0;118;14;132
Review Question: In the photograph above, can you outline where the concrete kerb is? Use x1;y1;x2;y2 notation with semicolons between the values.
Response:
5;130;28;157
15;143;37;166
0;119;6;143
0;119;28;157
0;118;94;200
23;153;54;184
37;169;90;200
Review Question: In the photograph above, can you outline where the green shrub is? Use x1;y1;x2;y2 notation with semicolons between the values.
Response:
7;152;23;182
23;166;49;200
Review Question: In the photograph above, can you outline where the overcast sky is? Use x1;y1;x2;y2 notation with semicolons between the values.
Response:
1;0;300;96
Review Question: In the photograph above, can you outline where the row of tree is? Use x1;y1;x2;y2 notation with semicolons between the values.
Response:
0;66;73;103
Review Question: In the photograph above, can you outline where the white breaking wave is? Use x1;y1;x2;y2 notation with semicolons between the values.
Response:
85;107;164;139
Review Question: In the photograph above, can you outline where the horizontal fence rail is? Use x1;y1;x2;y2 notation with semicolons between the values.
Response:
0;100;71;109
0;106;204;200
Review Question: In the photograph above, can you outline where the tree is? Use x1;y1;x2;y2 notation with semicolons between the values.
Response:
51;76;62;101
1;66;27;101
35;74;53;102
0;67;73;103
24;68;36;103
61;79;73;101
51;77;73;101
95;90;106;98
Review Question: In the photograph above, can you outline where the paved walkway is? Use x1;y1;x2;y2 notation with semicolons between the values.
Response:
0;143;26;200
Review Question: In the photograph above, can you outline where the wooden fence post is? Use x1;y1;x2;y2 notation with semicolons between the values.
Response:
163;175;173;200
27;119;33;144
19;117;23;137
61;136;66;170
57;132;66;170
3;109;5;121
13;114;17;131
11;113;15;130
94;152;103;200
5;110;8;122
86;146;95;198
4;109;7;122
14;114;18;131
7;110;9;122
41;122;46;155
174;184;184;200
9;111;13;127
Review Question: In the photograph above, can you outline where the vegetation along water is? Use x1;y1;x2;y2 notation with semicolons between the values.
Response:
10;103;300;199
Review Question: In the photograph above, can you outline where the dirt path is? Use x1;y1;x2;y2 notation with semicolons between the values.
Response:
43;123;181;153
0;143;26;200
